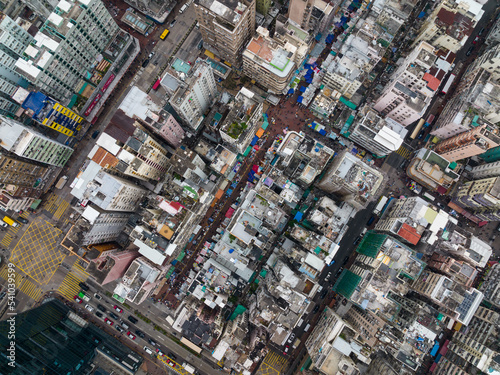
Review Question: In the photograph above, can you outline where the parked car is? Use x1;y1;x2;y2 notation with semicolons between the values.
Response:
466;46;474;56
79;282;89;291
148;338;157;346
142;59;150;68
94;293;102;300
436;202;445;209
17;217;28;224
320;290;328;299
170;19;176;27
95;311;104;318
283;345;290;355
473;36;479;44
73;296;83;304
113;305;123;313
85;304;94;312
128;315;138;324
116;325;124;333
312;305;320;314
104;318;114;326
91;130;100;139
127;331;136;340
109;312;119;320
156;348;164;356
97;304;106;312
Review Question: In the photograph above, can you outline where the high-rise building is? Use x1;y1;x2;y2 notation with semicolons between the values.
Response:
470;160;500;179
242;27;300;93
347;105;407;157
0;12;33;116
194;0;256;67
14;0;120;104
0;299;143;374
373;41;449;126
412;270;483;326
71;163;147;212
288;0;339;34
317;149;384;209
434;124;500;162
0;152;48;188
255;0;271;14
167;60;218;131
412;0;485;54
453;176;500;221
0;115;73;166
78;205;132;245
219;88;263;154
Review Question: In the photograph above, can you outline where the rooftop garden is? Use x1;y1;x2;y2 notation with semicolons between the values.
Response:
226;121;248;139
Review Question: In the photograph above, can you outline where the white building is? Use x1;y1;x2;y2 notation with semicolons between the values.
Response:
168;60;218;131
0;115;73;166
348;106;407;157
80;205;131;245
470;161;500;179
71;161;147;212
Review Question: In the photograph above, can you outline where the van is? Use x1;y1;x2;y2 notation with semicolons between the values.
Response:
179;4;187;13
144;346;154;355
304;324;310;332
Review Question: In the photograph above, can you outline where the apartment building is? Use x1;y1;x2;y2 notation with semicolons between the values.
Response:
373;42;449;126
470;161;500;179
79;205;131;245
406;148;460;194
434;125;500;162
317;149;384;209
71;162;147;212
343;305;385;347
0;12;32;116
242;27;299;93
288;0;339;34
14;0;120;104
0;115;73;166
412;270;483;326
219;88;263;154
412;0;484;53
453;176;500;221
348;105;407;157
431;68;500;140
168;60;218;131
0;152;48;188
194;0;256;67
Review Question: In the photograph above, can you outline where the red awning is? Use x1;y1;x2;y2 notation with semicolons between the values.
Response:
479;221;488;227
225;208;235;218
437;185;447;195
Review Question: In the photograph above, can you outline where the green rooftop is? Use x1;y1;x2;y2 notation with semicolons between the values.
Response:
356;231;387;258
333;270;362;299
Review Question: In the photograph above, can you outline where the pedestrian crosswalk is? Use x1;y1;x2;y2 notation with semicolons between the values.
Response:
53;200;70;220
43;193;70;220
57;262;89;300
0;264;22;285
395;144;413;159
18;278;42;300
0;224;21;248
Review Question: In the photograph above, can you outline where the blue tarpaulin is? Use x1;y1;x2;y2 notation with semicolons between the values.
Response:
319;129;327;136
299;86;307;92
287;88;294;94
294;212;303;221
250;136;259;146
315;33;322;41
297;96;303;103
418;11;426;18
326;34;335;44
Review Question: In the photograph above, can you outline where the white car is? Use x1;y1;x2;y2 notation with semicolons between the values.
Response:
85;304;95;312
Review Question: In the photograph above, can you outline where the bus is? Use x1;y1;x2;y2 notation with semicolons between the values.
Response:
441;74;456;95
152;79;161;90
410;118;426;139
423;192;436;201
160;29;169;40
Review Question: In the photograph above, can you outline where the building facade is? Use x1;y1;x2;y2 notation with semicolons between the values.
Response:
434;125;500;162
373;42;445;126
80;205;131;245
470;161;500;179
453;176;500;221
288;0;339;34
169;60;218;131
0;152;48;188
194;0;256;68
14;0;120;104
0;115;73;166
0;12;33;116
317;149;384;209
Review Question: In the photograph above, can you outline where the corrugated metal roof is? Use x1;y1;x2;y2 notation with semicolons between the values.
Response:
333;269;361;299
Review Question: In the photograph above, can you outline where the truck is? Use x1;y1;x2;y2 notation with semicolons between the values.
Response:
3;216;19;227
373;196;388;215
78;291;91;302
179;4;187;13
55;176;68;189
182;363;196;374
